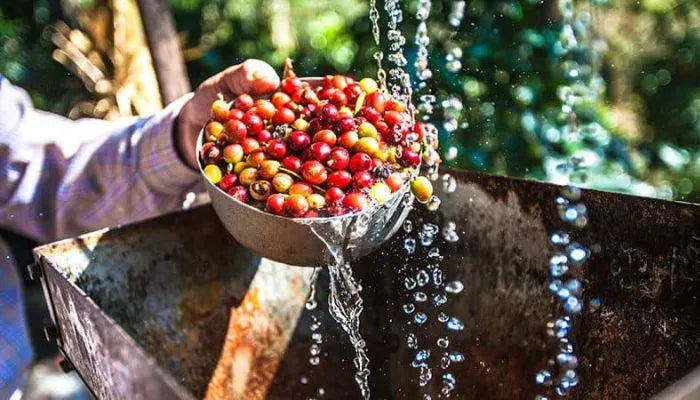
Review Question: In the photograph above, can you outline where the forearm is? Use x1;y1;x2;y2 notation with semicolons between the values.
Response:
0;78;202;243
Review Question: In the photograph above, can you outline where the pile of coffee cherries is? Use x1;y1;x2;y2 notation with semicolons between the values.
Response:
199;74;435;218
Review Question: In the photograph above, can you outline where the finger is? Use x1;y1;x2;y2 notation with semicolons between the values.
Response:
219;59;280;97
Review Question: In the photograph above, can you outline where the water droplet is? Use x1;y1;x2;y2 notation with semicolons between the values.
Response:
309;356;320;366
312;332;323;343
556;352;579;369
414;349;431;363
589;297;601;311
428;247;442;259
403;220;413;233
413;292;427;302
564;296;583;314
446;317;464;331
567;243;589;265
558;369;579;389
549;253;569;277
300;376;309;384
550;231;571;246
418;366;433;386
565;279;582;295
438;312;449;322
448;351;465;362
437;337;449;348
404;238;417;254
440;354;451;369
310;344;321;356
432;269;443;286
414;312;428;324
433;294;447;306
416;270;430;286
419;223;439;246
403;303;416;314
441;174;457;193
404;277;417;290
445;280;464;294
317;387;325;396
535;369;553;386
407;333;418;349
561;185;582;201
441;372;456;395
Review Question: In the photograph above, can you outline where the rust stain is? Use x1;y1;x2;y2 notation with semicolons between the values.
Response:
203;287;285;400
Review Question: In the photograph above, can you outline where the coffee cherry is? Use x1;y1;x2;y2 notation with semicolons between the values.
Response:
200;142;221;164
375;120;390;136
343;192;369;211
326;147;350;171
388;98;407;112
281;155;302;172
344;84;363;102
228;186;249;203
260;160;281;180
384;111;404;126
338;107;353;119
338;130;359;150
355;137;379;157
239;167;258;186
313;130;337;146
337;117;356;132
288;131;311;152
411;176;433;203
233;161;249;174
224;119;247;143
219;174;238;191
246;149;267;168
365;91;387;113
352;170;373;188
358;121;379;138
256;129;273;143
289;182;314;197
301;161;328;185
282;77;302;95
211;99;230;122
369;182;392;203
359;78;378;94
223;144;244;163
272;92;291;108
272;107;296;125
266;139;287;159
385;172;405;192
285;194;309;217
256;100;276;120
307;193;326;210
360;107;380;124
325;187;345;203
327;170;352;189
205;121;224;139
228;108;244;120
266;193;287;214
349;152;372;173
308;142;331;162
328;90;348;107
249;180;272;201
374;142;391;162
272;173;294;193
399;148;421;167
234;94;254;111
204;164;223;184
308;118;323;134
293;119;310;132
321;104;340;124
241;137;260;154
242;112;263;134
331;75;348;90
303;88;320;106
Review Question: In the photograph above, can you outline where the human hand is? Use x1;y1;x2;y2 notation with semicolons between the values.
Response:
175;59;280;169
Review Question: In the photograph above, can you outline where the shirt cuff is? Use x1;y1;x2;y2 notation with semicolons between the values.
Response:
138;93;200;195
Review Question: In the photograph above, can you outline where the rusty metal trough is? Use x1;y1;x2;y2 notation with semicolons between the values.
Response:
31;169;700;399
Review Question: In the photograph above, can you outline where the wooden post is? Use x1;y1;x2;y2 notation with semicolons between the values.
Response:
135;0;191;104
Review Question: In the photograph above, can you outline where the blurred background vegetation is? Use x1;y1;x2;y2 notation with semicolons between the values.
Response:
1;0;698;202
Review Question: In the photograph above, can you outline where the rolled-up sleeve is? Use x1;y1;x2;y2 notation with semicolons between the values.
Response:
0;76;202;243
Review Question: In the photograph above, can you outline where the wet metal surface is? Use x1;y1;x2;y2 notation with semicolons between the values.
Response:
34;169;700;399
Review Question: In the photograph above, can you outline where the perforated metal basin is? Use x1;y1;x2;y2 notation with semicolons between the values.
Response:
33;169;700;399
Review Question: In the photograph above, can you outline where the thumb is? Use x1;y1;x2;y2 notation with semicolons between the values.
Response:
219;59;280;97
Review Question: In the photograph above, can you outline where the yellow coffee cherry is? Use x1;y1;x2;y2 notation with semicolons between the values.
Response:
307;194;326;210
370;182;392;203
411;176;433;203
204;164;222;184
359;78;379;94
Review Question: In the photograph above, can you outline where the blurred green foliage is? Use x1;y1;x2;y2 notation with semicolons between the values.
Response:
1;0;698;202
